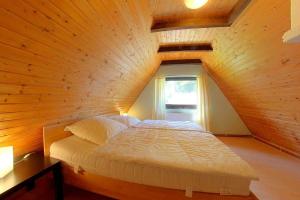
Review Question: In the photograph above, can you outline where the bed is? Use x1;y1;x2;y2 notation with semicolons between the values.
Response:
132;119;204;131
109;115;204;131
43;117;258;200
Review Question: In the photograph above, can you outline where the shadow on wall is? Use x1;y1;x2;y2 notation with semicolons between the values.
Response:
128;64;250;135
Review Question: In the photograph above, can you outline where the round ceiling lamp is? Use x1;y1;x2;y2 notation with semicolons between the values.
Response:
184;0;208;9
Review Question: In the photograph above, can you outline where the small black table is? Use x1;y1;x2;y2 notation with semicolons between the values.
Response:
0;153;63;200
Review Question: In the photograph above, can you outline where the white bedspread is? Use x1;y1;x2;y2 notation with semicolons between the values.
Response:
133;120;204;131
50;128;258;196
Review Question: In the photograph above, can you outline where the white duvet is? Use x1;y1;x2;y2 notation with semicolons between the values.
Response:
133;120;204;131
50;128;258;197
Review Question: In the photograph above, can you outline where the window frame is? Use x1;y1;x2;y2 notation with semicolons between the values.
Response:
165;76;198;110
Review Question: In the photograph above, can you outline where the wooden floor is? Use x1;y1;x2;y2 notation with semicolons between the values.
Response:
219;136;300;200
6;137;300;200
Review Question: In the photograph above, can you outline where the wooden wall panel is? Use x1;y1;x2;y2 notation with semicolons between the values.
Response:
1;0;300;158
151;0;238;21
156;0;300;156
0;0;159;156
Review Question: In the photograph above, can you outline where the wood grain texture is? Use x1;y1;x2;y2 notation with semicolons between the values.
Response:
151;0;238;21
151;16;228;32
43;121;73;157
156;0;300;155
1;0;300;158
0;0;160;156
151;0;251;32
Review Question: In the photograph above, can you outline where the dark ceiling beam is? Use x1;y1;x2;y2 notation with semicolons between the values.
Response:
227;0;252;25
151;17;228;32
158;43;213;52
160;59;202;65
151;0;252;32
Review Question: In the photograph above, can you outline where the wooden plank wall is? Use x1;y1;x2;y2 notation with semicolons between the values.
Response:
205;0;300;156
0;0;159;156
1;0;300;157
156;0;300;156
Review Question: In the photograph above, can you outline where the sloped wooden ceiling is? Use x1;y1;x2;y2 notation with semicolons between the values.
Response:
0;0;300;157
0;0;159;156
152;0;237;21
154;0;300;156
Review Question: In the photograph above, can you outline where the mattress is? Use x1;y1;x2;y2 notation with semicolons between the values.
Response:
50;128;258;197
133;119;204;131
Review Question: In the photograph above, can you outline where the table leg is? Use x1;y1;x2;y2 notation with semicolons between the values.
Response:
52;163;63;200
26;180;35;191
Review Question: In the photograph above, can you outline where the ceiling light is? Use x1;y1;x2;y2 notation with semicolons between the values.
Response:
184;0;208;9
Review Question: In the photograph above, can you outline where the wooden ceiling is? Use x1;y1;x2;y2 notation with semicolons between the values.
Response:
0;0;159;156
151;0;251;31
158;43;213;52
151;0;238;20
156;0;300;156
0;0;300;157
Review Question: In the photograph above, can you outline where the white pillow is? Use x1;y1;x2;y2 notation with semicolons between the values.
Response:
109;115;128;125
94;116;128;138
64;116;127;145
109;115;141;126
127;116;141;126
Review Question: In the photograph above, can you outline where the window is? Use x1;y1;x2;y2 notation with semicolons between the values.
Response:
165;77;198;109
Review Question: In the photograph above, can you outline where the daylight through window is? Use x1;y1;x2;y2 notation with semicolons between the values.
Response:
165;77;198;109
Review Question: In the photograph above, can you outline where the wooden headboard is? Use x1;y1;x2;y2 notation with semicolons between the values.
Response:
43;120;75;157
43;113;119;157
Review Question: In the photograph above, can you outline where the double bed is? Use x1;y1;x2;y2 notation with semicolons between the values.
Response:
43;116;258;200
132;119;204;131
109;115;204;131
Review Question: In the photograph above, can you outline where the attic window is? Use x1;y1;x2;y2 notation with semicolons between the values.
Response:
165;77;198;109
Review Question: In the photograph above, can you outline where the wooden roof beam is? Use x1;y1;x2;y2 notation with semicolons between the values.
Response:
152;17;228;32
158;43;213;52
151;0;252;32
160;59;202;65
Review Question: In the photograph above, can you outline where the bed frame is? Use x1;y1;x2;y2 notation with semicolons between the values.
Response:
43;119;258;200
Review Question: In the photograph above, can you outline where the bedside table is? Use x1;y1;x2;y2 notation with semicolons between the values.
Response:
0;153;63;200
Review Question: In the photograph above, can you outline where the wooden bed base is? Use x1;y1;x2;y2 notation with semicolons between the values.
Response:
43;119;258;200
